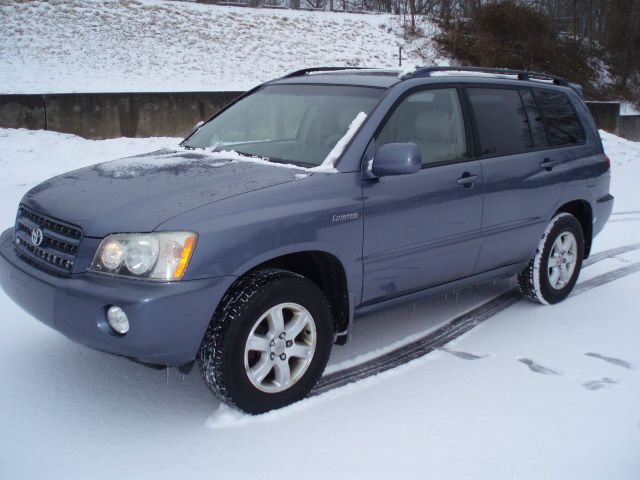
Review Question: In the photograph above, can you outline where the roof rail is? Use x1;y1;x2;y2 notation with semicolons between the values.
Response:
405;66;570;87
280;66;373;78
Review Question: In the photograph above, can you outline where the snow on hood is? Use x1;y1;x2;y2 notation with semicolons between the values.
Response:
96;148;313;178
22;150;311;237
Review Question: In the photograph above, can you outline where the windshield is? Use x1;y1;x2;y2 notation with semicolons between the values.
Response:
183;84;384;167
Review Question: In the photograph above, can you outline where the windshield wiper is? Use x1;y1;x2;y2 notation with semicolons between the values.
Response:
233;151;290;165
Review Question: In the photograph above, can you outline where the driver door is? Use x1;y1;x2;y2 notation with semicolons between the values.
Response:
361;87;483;304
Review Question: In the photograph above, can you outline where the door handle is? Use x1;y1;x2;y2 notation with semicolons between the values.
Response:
457;173;479;187
540;158;559;171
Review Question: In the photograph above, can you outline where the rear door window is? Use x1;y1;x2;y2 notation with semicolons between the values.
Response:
467;88;532;157
533;89;585;146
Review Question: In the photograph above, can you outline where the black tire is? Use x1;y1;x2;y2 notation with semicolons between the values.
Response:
518;212;584;305
199;268;333;414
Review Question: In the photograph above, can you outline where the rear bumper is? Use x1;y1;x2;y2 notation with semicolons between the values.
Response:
592;193;614;238
0;228;236;366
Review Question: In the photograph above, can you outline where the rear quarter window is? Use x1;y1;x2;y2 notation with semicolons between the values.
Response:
533;89;585;146
519;89;548;149
467;88;532;157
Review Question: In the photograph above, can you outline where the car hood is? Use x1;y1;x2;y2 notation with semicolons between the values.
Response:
21;149;304;237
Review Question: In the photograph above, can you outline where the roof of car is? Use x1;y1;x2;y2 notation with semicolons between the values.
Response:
268;67;581;95
270;69;403;89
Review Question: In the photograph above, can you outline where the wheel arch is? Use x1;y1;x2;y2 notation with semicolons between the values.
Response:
239;250;351;344
555;200;593;258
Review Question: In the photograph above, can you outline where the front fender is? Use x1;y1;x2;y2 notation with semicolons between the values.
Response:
156;171;364;305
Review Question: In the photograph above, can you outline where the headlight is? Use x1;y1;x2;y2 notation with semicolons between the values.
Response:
90;232;197;281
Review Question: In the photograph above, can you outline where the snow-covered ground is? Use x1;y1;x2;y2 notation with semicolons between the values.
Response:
0;0;440;93
0;128;639;479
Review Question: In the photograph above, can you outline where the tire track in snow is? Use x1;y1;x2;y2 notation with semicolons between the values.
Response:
583;242;640;267
313;243;640;395
572;261;640;295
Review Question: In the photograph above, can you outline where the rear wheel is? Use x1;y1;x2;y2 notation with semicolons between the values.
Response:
518;212;584;305
199;269;333;414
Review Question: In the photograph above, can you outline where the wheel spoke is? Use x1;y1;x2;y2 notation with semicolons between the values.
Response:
286;312;311;339
247;334;270;353
273;361;292;387
267;306;285;335
250;356;273;384
549;266;560;286
552;237;563;255
559;263;571;284
289;342;312;359
565;253;577;265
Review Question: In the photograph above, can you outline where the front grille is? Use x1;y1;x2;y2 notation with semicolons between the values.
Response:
14;206;82;275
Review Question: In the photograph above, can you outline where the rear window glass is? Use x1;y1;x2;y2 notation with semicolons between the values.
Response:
534;90;585;146
468;88;532;157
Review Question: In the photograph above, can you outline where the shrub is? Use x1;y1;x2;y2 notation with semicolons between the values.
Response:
436;2;596;96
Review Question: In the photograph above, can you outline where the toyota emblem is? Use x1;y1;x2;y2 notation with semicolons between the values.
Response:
31;228;43;247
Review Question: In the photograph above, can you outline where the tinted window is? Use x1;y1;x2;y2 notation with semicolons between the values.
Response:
377;88;467;166
468;88;531;157
519;89;548;149
534;90;585;146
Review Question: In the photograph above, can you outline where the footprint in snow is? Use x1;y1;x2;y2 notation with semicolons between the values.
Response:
518;358;561;376
585;352;634;370
440;348;488;360
583;377;618;391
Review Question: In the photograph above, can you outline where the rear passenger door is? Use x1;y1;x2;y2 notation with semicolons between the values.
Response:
468;86;580;273
361;87;483;304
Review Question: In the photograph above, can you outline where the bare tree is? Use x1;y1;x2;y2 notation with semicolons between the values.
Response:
602;0;640;88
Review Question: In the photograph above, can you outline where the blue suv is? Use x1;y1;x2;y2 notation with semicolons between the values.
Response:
0;67;613;413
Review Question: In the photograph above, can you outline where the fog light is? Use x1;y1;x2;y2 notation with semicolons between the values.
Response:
107;306;129;335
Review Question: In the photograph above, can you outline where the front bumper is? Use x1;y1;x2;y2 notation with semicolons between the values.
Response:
0;228;236;366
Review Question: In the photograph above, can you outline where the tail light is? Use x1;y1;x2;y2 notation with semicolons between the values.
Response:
604;154;611;192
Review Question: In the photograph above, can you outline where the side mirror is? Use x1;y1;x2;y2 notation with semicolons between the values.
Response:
372;143;421;177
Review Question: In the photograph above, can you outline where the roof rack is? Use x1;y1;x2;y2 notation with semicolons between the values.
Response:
281;67;374;78
405;66;570;86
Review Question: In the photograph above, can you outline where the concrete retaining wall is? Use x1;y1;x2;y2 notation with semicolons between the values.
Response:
0;95;47;131
619;115;640;142
2;93;639;142
0;92;243;139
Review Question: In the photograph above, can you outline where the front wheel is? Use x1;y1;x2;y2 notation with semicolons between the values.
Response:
518;212;584;305
199;269;333;414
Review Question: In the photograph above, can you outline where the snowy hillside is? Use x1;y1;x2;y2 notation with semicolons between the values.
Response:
0;128;639;479
0;0;441;94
